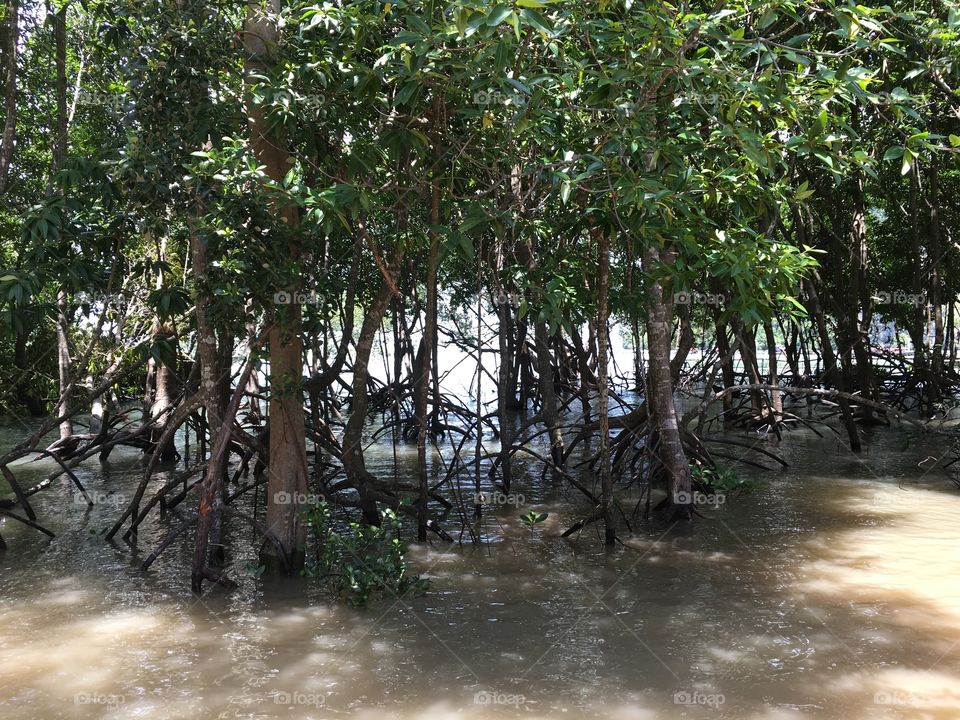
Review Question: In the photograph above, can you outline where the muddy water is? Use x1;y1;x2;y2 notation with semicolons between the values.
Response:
1;417;960;720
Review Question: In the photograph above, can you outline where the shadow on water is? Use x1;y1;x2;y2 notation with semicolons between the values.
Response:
1;420;960;718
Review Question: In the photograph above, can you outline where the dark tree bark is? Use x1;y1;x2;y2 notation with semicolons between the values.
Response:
415;171;440;541
0;0;17;195
51;3;67;179
641;244;691;519
534;320;565;469
804;275;861;452
148;325;180;462
596;230;615;545
343;244;403;526
494;242;514;492
245;0;309;572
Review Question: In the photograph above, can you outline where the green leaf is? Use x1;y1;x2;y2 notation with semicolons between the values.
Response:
901;149;913;176
507;11;521;41
518;7;553;35
485;5;512;26
882;146;904;161
794;181;814;201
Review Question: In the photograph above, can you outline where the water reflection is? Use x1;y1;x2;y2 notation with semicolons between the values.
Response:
0;423;959;718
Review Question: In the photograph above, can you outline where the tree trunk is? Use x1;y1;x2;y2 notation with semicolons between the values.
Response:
641;244;691;519
189;209;227;587
763;321;782;423
732;317;764;415
56;290;73;440
669;303;695;384
927;149;944;378
0;0;17;195
534;320;564;469
907;166;931;405
804;275;861;451
415;175;440;541
343;246;403;526
494;240;514;492
149;325;179;462
597;230;615;545
245;0;309;572
50;3;67;182
711;312;735;423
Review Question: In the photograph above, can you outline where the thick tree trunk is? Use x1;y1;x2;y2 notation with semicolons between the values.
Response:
51;4;67;181
732;317;764;414
0;0;17;195
494;236;514;492
189;211;228;589
190;235;221;443
192;340;259;594
246;0;309;571
343;247;403;526
641;244;691;519
148;326;179;462
841;170;877;422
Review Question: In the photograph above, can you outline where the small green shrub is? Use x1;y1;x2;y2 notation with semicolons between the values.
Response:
303;502;429;607
692;464;763;496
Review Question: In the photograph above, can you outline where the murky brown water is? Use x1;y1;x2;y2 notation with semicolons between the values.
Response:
1;415;960;719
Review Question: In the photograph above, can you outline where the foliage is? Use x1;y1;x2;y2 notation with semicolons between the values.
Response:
692;464;763;497
520;510;548;527
303;501;429;607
